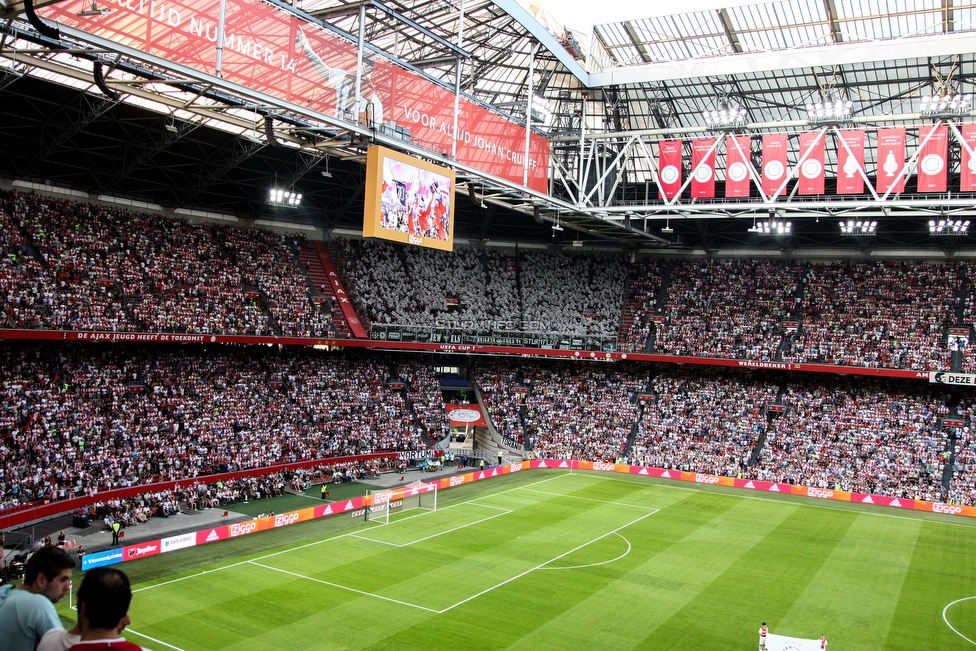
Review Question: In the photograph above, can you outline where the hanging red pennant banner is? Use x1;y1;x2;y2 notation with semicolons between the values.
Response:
797;132;825;195
836;130;865;194
658;140;683;199
691;139;716;198
917;125;948;193
961;124;976;192
725;135;752;198
761;134;789;197
876;128;906;194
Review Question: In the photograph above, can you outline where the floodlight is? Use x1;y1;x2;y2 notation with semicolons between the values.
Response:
929;219;970;235
268;188;302;207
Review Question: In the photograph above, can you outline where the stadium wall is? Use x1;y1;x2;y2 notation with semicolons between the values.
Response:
0;329;930;379
0;453;398;530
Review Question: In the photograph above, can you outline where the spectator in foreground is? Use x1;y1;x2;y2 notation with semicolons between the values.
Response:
65;567;150;651
0;545;76;651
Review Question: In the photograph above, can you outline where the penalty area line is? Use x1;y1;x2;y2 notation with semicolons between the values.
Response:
133;472;572;595
520;488;661;510
350;507;513;548
125;628;189;651
247;560;440;613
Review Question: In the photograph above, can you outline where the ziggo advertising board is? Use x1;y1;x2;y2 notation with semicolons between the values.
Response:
37;0;550;192
95;460;975;569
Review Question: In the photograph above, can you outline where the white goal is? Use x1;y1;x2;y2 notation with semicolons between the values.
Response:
364;480;438;524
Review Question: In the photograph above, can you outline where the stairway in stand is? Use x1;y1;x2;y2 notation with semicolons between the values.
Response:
297;244;352;338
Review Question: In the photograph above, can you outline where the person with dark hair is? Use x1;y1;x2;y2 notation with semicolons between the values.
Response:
0;544;76;651
64;567;150;651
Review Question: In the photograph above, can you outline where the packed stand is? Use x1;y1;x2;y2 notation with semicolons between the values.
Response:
476;363;527;449
0;190;329;336
519;251;626;337
225;229;332;337
0;193;57;329
781;261;957;370
336;239;627;336
629;368;777;477
514;362;644;460
618;261;664;353
0;344;428;511
949;398;976;506
958;265;976;373
400;364;449;444
749;377;949;501
655;259;801;361
337;239;509;330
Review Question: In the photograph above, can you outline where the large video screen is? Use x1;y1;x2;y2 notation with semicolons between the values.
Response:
364;146;456;252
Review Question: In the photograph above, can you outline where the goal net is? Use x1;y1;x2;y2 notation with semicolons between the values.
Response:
364;480;438;524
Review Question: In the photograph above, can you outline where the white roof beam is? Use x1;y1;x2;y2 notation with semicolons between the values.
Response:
589;32;975;86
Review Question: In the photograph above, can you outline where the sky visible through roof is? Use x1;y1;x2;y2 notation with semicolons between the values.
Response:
537;0;768;34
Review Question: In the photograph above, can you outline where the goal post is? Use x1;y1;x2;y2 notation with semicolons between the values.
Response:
365;480;437;523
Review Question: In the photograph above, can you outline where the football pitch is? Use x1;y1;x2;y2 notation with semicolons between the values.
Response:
78;471;976;650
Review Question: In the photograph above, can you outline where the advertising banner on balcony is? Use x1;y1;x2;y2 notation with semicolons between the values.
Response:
657;140;683;199
917;125;948;192
446;403;488;427
836;130;865;194
724;135;752;198
797;131;825;195
961;124;976;191
761;134;788;197
38;0;550;192
690;139;716;198
876;128;907;194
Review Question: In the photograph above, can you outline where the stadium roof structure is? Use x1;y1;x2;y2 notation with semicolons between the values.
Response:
1;0;976;252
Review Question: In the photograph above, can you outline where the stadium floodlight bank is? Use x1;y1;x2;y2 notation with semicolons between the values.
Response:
365;480;438;524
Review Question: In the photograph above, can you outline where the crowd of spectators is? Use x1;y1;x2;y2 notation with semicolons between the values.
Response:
336;239;627;336
618;261;664;353
749;377;949;501
949;398;976;506
476;363;527;449
629;369;778;477
400;365;450;444
781;261;958;370
519;252;627;337
480;362;645;461
655;259;802;361
0;190;330;336
0;344;438;511
5;190;975;373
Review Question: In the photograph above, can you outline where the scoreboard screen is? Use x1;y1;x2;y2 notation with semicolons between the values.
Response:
364;146;456;252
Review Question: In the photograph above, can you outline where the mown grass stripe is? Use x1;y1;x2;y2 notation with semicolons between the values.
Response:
776;512;921;650
883;521;976;651
365;490;740;651
632;503;857;650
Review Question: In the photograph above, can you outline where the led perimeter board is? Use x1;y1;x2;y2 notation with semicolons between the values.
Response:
364;146;456;251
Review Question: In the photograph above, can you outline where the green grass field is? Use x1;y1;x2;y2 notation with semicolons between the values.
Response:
60;470;976;650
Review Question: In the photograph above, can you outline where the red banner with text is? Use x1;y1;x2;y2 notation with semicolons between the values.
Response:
38;0;550;191
691;139;716;198
917;125;948;192
658;140;683;199
836;130;865;194
876;128;906;194
961;124;976;191
761;134;789;197
725;135;752;197
797;131;825;195
446;403;488;428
